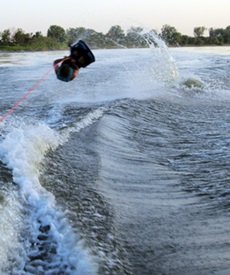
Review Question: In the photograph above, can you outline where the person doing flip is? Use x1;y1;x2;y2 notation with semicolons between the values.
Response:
53;40;95;82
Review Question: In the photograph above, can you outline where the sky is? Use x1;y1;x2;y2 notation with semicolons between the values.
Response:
0;0;230;36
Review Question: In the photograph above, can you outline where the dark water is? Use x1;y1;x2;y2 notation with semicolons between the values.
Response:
0;45;230;274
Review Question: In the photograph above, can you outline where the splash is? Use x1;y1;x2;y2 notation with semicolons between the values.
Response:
61;107;105;137
141;29;178;85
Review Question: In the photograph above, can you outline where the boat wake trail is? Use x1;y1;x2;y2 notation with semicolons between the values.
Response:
0;108;104;274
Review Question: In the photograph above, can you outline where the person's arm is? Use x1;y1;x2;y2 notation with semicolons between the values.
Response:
68;58;80;80
53;58;63;74
70;69;79;80
69;57;80;69
53;58;64;66
53;57;70;73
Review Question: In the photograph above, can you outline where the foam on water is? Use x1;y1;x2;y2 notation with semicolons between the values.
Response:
0;188;23;271
60;107;105;136
0;118;101;273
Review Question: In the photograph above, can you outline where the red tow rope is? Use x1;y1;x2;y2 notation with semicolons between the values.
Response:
0;58;68;123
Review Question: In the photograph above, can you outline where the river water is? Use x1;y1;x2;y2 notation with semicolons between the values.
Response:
0;44;230;275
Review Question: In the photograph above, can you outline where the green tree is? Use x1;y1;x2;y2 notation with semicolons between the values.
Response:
47;25;67;43
194;26;206;37
209;27;225;45
1;29;11;44
205;36;220;45
194;37;205;46
13;28;26;44
33;31;43;39
181;35;190;45
106;25;125;44
12;28;34;45
128;26;143;34
223;26;230;44
160;24;180;45
125;26;146;48
66;27;86;44
209;27;224;37
66;27;115;48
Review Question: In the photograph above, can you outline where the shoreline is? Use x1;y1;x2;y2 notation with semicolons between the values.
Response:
1;44;230;54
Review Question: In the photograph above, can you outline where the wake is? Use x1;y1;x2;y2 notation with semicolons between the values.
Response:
0;108;104;274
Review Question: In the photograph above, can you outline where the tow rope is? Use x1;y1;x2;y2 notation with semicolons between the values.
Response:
0;58;67;123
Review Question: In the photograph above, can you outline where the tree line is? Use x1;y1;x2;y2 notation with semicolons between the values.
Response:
0;24;230;51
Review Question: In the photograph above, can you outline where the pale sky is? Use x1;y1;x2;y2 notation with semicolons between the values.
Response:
0;0;230;36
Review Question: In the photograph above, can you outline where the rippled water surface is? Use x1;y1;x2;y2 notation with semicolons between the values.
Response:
0;45;230;274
